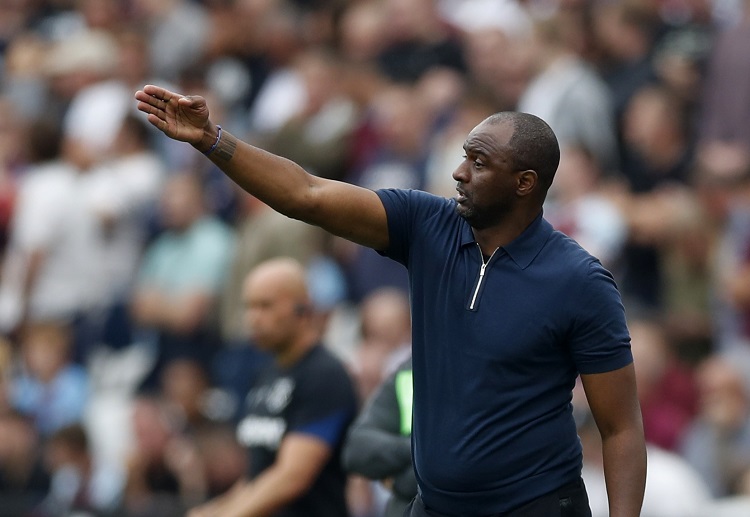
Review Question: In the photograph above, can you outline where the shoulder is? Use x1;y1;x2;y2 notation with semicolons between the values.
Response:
544;229;602;272
56;365;89;391
301;345;351;376
192;217;235;244
20;162;77;192
292;346;358;407
549;226;604;259
296;346;355;390
376;188;454;213
116;152;166;177
376;188;461;238
541;230;621;303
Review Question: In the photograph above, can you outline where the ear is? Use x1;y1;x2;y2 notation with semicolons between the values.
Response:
516;170;538;197
294;304;311;317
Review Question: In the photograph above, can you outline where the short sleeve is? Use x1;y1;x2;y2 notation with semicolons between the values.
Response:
376;188;453;267
568;260;633;375
136;219;235;294
12;176;68;250
376;189;412;265
287;360;356;448
183;223;235;290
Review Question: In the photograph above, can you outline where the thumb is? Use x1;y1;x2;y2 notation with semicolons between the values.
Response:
179;95;204;108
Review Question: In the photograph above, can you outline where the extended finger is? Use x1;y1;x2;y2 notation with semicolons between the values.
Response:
134;100;168;132
135;89;173;111
135;100;167;121
145;113;167;131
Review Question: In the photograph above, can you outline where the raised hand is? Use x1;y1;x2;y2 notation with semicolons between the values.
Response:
134;84;211;147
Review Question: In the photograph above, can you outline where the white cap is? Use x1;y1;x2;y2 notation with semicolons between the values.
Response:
44;29;119;77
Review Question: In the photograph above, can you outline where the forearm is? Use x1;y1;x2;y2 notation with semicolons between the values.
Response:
18;250;44;323
162;294;212;334
188;479;246;517
131;290;210;334
343;428;411;479
582;365;646;517
216;466;308;517
194;124;387;248
195;124;322;225
135;86;388;250
601;428;647;517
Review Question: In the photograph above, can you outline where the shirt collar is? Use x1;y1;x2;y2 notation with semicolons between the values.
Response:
458;212;553;270
503;212;553;269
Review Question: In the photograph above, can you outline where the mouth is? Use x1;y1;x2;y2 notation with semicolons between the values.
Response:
455;187;467;204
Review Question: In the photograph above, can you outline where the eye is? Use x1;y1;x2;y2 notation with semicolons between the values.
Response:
463;152;485;169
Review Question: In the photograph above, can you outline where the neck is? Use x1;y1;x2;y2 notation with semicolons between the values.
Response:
275;330;318;368
472;207;541;255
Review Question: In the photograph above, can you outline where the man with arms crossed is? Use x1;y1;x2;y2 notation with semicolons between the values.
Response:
136;85;646;517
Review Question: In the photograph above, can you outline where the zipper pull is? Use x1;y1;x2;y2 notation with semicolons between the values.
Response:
469;261;487;310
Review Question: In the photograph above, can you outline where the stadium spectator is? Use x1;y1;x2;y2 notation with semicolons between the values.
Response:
130;172;235;390
349;287;411;402
122;393;205;516
343;357;415;517
9;321;89;437
518;13;619;173
0;117;100;344
38;423;123;516
698;0;750;152
629;316;699;451
679;353;750;498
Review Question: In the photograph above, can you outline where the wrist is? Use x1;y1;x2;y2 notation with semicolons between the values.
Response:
193;122;220;154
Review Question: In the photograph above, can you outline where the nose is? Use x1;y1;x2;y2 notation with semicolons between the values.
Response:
452;160;469;182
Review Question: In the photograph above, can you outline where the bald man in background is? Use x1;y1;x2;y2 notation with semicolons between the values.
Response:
188;257;357;517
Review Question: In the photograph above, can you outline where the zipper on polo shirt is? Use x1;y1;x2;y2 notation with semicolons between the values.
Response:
469;244;499;310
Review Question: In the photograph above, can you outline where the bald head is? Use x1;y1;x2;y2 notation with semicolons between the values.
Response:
243;257;311;308
242;258;315;359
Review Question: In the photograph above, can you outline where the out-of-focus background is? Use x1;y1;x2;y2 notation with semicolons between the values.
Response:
0;0;749;515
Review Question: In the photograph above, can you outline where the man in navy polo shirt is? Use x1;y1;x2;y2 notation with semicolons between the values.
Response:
136;85;647;517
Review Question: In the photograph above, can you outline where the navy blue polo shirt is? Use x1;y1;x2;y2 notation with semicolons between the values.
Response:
376;189;632;515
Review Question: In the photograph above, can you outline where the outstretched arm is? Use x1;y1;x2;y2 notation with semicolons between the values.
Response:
134;85;389;250
581;363;646;517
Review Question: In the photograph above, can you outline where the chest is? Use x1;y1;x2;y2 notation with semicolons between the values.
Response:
413;247;573;364
236;376;296;451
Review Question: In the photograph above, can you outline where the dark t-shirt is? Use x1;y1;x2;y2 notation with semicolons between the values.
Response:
236;344;357;517
376;188;633;515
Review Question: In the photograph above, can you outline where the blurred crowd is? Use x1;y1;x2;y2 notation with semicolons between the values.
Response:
0;0;749;515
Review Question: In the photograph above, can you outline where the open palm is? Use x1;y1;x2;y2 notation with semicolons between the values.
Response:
134;84;209;145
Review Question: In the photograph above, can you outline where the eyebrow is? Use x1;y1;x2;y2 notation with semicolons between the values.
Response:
463;141;487;154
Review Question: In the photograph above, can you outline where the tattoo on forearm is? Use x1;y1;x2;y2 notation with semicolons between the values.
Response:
212;131;237;162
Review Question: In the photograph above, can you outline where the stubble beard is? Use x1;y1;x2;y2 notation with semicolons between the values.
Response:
455;203;487;229
454;199;512;231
